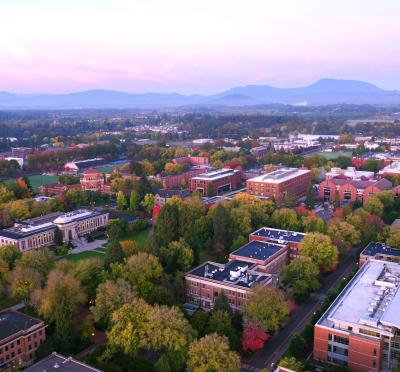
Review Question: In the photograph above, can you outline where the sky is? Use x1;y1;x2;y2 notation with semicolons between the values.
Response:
1;0;400;94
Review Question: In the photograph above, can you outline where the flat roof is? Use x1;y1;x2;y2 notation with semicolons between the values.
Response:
191;168;239;181
318;260;400;331
26;352;103;372
0;310;43;341
230;240;285;261
361;242;400;258
188;260;270;289
247;167;310;184
250;227;306;244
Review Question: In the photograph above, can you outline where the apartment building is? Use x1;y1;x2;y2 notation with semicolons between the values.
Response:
189;168;242;196
0;209;109;251
249;227;306;259
246;167;311;199
185;240;287;311
0;310;46;370
325;167;374;181
359;242;400;266
314;259;400;371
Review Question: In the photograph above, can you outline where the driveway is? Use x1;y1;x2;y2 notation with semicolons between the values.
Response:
69;239;107;254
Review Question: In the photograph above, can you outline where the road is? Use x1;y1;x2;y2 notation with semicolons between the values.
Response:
241;252;357;372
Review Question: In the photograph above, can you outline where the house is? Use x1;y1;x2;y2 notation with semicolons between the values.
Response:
154;189;191;207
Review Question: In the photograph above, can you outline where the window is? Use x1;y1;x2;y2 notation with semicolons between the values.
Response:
373;348;377;356
333;335;349;345
347;326;353;331
359;329;380;338
372;360;376;368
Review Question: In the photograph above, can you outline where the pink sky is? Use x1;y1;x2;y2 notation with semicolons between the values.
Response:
1;0;400;94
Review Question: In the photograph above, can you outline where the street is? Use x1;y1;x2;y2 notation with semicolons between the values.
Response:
241;251;357;372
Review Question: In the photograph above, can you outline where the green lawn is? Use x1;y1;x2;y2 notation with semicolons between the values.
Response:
65;250;106;262
3;174;59;192
119;228;150;248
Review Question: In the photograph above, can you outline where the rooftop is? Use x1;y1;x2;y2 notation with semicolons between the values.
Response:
361;242;400;258
250;227;306;244
0;310;43;341
191;168;239;181
318;260;400;332
230;240;285;261
188;259;271;289
247;167;310;184
26;352;103;372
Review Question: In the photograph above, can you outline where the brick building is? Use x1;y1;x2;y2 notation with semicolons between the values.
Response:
189;168;243;196
185;240;287;311
314;259;400;371
359;242;400;266
80;168;112;194
246;168;311;199
0;310;46;369
0;209;109;251
154;189;191;207
154;166;207;189
319;178;392;203
39;182;81;197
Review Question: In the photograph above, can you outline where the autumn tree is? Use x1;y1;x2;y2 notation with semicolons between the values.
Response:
159;239;194;273
299;233;339;271
32;270;86;350
271;208;300;231
0;245;21;268
187;334;240;372
15;248;55;276
240;321;270;353
301;215;325;233
279;356;303;371
119;240;141;257
387;227;400;248
91;279;136;325
243;286;289;333
327;219;361;252
364;195;384;216
0;258;8;292
8;266;43;302
116;191;127;210
72;257;104;299
143;193;155;215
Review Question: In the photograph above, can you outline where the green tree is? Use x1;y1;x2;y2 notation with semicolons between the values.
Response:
129;190;140;213
0;258;8;292
72;258;104;300
364;195;384;216
9;200;30;220
279;356;303;371
211;203;232;255
207;310;239;349
106;240;124;265
187;334;240;372
191;310;210;338
243;286;289;333
271;208;300;231
301;215;325;233
125;252;163;298
106;218;128;239
116;191;127;211
138;175;153;201
154;203;180;248
305;185;315;210
32;270;86;351
91;279;137;325
143;193;155;215
299;233;339;271
0;185;15;203
213;292;232;314
387;227;400;248
15;248;55;276
159;239;194;273
327;219;361;252
8;266;43;302
0;245;21;268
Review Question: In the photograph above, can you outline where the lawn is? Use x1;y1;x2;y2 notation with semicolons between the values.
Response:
119;228;150;248
65;250;106;262
3;174;59;192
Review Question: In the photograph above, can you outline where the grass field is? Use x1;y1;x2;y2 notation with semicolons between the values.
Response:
65;250;106;262
3;174;59;191
119;228;150;248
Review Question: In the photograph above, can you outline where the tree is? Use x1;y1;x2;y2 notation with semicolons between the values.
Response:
387;227;400;248
91;279;136;325
299;233;339;271
301;215;325;233
243;286;289;333
72;258;104;299
213;292;232;314
211;203;232;255
191;310;210;338
9;200;30;220
187;334;240;372
106;218;128;239
159;239;194;273
279;356;303;371
0;258;8;292
125;253;163;298
32;270;86;350
129;190;140;213
8;266;43;302
143;193;155;215
327;219;361;252
138;175;153;201
305;185;315;210
106;240;124;265
333;190;340;209
116;191;127;211
364;196;384;217
282;257;320;303
271;208;300;231
207;310;239;349
0;184;15;203
119;240;141;257
15;248;55;276
54;226;63;246
0;245;21;268
154;203;180;248
240;321;270;353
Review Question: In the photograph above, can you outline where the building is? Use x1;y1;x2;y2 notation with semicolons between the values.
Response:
325;167;375;181
0;310;46;370
25;352;103;372
378;161;400;177
359;242;400;266
249;227;306;259
246;167;311;199
154;189;191;207
39;182;81;197
189;168;242;196
314;259;400;371
64;158;106;174
0;209;109;251
250;146;269;160
80;168;111;194
319;178;392;203
10;147;32;159
153;166;207;189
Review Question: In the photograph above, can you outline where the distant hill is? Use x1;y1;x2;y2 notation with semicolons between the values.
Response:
1;79;399;109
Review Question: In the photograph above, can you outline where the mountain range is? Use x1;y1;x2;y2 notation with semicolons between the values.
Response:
1;79;400;109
